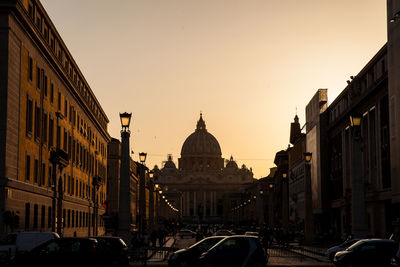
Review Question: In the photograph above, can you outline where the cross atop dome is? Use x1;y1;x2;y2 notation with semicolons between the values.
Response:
196;112;206;131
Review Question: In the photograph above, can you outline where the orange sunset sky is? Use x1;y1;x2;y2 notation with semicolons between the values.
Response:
41;0;387;178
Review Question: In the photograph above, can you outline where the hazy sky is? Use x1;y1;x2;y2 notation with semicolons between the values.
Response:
41;0;387;178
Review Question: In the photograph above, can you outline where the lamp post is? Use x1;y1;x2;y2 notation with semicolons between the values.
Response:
148;171;155;231
118;112;132;244
282;172;289;230
349;115;367;238
304;152;313;243
138;152;147;236
268;183;274;228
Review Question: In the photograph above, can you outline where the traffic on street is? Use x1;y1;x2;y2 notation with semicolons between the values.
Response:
1;226;398;267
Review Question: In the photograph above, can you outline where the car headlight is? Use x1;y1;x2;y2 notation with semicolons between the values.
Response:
334;253;346;262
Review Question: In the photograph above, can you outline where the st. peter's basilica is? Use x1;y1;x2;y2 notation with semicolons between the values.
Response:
154;114;254;224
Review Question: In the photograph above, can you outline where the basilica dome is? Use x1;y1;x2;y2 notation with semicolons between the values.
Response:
181;114;222;157
179;114;224;171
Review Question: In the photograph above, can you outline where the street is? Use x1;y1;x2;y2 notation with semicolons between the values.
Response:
131;235;334;267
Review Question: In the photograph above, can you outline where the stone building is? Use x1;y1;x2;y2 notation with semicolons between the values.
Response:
324;45;391;238
287;115;307;231
106;138;139;235
0;0;110;236
154;114;254;224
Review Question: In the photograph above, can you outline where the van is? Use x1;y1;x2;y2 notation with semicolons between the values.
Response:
0;232;59;263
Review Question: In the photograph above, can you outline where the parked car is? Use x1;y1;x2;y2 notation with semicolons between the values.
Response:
244;232;259;238
197;235;267;267
326;238;361;261
0;232;59;264
177;229;196;239
168;236;226;267
90;236;129;267
214;229;235;236
333;239;397;267
11;237;99;267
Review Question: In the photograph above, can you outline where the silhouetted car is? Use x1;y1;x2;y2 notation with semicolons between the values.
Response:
177;229;196;239
91;236;129;267
168;236;226;267
333;239;397;267
0;231;59;264
11;237;99;267
197;235;267;267
244;232;259;238
326;238;361;261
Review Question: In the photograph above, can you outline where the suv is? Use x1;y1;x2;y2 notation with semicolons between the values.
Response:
0;232;59;264
333;239;397;267
168;236;226;267
197;235;267;267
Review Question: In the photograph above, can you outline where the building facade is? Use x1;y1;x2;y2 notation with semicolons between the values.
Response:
106;138;139;236
325;45;391;238
0;0;110;236
154;114;254;225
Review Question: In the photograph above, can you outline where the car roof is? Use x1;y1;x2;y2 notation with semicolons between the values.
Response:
357;239;395;243
90;236;121;239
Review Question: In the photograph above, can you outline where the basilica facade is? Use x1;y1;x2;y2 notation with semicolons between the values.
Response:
154;114;254;224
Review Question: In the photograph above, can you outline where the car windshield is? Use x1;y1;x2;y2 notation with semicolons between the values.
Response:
189;237;224;251
341;239;360;247
346;240;365;251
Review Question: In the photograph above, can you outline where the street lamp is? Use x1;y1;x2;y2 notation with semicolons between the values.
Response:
349;115;361;128
120;112;132;131
349;115;367;238
304;152;313;243
118;112;132;244
139;152;147;164
282;172;288;229
148;170;155;231
304;152;312;163
138;152;147;237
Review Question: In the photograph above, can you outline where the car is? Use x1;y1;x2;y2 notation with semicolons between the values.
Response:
11;237;99;267
333;238;397;267
177;229;196;239
245;232;259;238
197;235;267;267
214;229;235;236
0;231;59;264
168;236;226;267
90;236;129;267
326;238;362;261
